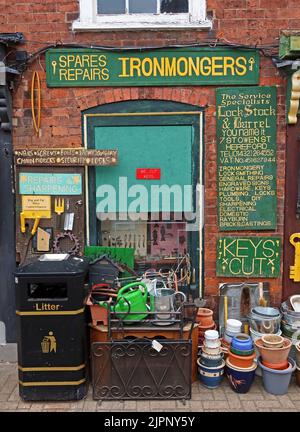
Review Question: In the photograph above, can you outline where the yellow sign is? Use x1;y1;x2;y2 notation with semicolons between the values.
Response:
22;195;51;218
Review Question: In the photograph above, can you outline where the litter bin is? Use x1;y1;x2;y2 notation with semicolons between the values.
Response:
15;254;90;401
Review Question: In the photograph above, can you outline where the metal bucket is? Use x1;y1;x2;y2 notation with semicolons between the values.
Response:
151;287;186;325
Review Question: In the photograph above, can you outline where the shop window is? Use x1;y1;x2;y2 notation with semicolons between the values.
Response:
73;0;211;31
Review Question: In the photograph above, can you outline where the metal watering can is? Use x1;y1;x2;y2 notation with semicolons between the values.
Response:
148;279;186;325
99;281;150;322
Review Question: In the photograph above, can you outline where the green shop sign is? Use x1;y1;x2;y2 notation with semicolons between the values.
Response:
217;236;281;278
45;48;259;87
217;86;277;231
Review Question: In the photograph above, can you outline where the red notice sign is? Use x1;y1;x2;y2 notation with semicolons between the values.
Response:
136;168;161;180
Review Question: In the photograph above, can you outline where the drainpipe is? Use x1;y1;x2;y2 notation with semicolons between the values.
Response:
0;44;16;344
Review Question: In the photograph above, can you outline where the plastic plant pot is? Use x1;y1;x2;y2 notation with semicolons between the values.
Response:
226;319;242;334
231;333;253;351
197;358;225;389
296;366;300;387
228;350;256;368
261;359;289;370
230;346;255;357
225;357;257;394
258;357;296;395
255;338;292;364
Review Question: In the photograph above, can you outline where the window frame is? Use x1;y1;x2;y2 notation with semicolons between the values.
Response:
72;0;212;31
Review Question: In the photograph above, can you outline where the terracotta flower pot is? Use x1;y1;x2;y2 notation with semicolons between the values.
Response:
228;350;256;368
255;338;292;364
261;334;284;349
198;322;216;337
196;308;214;326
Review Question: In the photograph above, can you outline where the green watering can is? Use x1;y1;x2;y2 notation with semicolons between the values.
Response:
99;281;150;322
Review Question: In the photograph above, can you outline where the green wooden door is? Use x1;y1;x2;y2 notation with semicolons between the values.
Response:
94;125;193;213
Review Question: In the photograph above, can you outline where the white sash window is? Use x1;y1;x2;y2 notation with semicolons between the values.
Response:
73;0;211;31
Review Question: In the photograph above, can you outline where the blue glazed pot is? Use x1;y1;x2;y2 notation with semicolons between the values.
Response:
231;333;253;351
197;359;225;389
225;358;257;393
200;351;224;368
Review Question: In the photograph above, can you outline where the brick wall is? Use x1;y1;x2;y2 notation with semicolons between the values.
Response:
5;0;298;306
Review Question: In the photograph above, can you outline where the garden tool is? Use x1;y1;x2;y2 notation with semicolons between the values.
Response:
54;197;65;229
20;196;51;236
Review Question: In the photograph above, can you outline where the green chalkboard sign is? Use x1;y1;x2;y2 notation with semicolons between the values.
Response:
217;86;277;231
45;48;259;87
217;236;281;278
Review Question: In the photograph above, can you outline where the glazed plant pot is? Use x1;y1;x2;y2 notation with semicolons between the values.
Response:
196;308;214;326
261;359;289;370
230;346;255;357
225;358;257;394
231;333;253;351
197;358;225;389
255;338;292;364
228;350;256;368
258;357;296;395
202;343;222;355
261;334;284;349
296;342;300;367
204;330;220;349
296;366;300;387
200;351;224;368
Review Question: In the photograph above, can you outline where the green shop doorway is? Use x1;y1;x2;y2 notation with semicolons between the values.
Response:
83;100;204;297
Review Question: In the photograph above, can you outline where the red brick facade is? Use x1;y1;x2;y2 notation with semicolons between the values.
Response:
5;0;299;307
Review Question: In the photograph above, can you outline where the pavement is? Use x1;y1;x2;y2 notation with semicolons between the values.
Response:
1;362;300;412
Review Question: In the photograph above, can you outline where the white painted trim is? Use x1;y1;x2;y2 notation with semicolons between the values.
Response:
73;0;211;31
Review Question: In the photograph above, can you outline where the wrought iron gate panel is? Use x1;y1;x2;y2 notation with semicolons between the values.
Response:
91;340;192;400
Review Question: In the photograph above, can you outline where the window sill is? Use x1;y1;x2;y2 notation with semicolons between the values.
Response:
72;20;212;32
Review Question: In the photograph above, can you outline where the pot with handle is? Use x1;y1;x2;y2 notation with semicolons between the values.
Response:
98;281;149;323
151;287;186;325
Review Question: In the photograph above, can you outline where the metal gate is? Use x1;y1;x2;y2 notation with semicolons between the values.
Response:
91;339;192;400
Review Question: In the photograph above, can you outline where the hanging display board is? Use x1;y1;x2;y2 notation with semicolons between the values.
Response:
19;173;82;195
14;148;118;166
217;236;281;278
45;48;260;87
217;86;277;231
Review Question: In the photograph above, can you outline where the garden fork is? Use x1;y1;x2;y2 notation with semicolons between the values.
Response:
54;198;65;229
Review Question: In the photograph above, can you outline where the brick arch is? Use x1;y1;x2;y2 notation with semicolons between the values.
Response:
76;86;210;112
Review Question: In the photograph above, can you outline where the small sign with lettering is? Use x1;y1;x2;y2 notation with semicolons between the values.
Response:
136;168;161;180
217;236;281;278
14;148;118;166
19;173;82;195
22;195;51;212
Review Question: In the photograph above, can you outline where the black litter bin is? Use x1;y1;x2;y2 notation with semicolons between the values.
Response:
15;254;90;401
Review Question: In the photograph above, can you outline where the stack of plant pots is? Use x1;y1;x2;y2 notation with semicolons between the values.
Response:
196;308;216;346
281;298;300;361
197;330;225;389
221;319;243;355
255;335;296;395
225;333;257;393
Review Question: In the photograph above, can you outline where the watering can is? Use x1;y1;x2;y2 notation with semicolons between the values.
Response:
98;281;150;322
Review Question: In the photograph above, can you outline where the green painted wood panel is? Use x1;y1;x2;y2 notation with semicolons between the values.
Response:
217;236;281;278
217;86;277;231
95;125;193;212
46;48;260;87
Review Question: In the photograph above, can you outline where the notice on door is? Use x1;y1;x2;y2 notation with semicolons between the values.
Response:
216;87;277;231
217;236;281;278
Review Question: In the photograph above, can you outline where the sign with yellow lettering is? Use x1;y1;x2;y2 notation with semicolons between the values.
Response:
45;48;259;87
217;236;281;278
